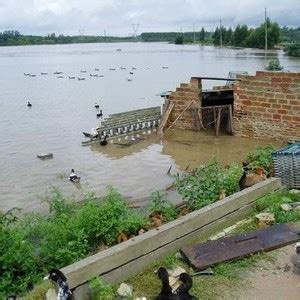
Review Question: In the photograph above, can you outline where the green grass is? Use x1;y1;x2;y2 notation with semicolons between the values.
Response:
124;190;300;300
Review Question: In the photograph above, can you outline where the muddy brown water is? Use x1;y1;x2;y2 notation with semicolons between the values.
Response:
1;127;282;213
0;42;293;213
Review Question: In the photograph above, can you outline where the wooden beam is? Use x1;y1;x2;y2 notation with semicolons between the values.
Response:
192;77;240;81
158;102;175;136
60;178;281;289
162;100;195;136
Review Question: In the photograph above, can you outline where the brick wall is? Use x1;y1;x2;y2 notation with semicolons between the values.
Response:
167;78;202;129
233;71;300;141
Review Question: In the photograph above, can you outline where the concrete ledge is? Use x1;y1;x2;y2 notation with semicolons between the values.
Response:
61;178;281;289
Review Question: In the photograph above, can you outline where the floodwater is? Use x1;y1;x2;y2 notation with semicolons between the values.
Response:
0;42;298;212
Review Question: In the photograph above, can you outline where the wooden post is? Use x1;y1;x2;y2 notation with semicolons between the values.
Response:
215;108;221;136
228;105;234;135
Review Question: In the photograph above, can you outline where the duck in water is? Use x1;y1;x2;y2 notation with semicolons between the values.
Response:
69;169;80;183
27;101;32;107
100;135;108;146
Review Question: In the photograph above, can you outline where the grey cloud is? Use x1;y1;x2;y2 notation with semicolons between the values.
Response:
0;0;298;35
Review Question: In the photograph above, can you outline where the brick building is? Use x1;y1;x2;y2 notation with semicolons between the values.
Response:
163;71;300;141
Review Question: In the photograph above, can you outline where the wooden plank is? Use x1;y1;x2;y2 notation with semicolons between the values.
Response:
192;76;240;81
158;101;174;135
162;100;195;136
60;178;281;288
180;223;300;271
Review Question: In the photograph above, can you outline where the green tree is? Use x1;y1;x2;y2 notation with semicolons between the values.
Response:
199;27;206;44
284;43;300;57
233;25;249;47
212;27;220;45
224;27;233;45
175;36;184;44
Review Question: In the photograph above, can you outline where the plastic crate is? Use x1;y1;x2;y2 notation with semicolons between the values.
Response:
272;143;300;189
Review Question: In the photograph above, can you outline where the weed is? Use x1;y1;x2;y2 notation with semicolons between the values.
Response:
245;144;275;175
148;191;178;222
89;277;115;300
0;186;148;297
174;161;241;210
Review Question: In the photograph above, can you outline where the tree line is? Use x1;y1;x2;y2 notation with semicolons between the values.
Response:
0;31;135;46
0;24;299;57
212;19;280;49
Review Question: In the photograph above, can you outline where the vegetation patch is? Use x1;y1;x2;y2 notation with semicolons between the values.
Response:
174;161;241;210
1;145;277;297
0;187;148;298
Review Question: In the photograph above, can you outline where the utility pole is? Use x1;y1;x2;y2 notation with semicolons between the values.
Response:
265;7;268;57
219;19;222;47
193;23;195;43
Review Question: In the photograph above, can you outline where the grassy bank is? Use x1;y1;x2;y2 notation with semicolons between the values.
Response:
0;145;278;297
118;190;300;299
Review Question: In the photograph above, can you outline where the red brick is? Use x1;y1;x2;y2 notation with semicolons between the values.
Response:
286;94;296;100
272;104;281;109
290;100;299;105
292;116;300;122
242;100;251;105
278;109;288;114
273;114;281;120
271;77;282;83
261;103;271;108
282;104;292;110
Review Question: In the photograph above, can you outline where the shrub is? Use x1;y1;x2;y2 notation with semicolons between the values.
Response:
0;187;148;297
266;59;283;71
256;190;300;223
284;43;300;57
245;144;275;175
89;277;115;300
175;36;184;44
174;161;241;210
148;191;178;222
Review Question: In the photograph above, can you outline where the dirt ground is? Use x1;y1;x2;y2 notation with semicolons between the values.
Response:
223;245;300;300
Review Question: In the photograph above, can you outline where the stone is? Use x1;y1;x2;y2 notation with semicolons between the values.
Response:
175;252;183;260
117;283;133;298
280;203;293;211
289;189;300;195
255;213;275;228
46;288;57;300
209;231;226;240
37;153;53;160
290;202;300;209
168;266;186;278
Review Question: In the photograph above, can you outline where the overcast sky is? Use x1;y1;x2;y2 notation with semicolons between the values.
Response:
0;0;299;36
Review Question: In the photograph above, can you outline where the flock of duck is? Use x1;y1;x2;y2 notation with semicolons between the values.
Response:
23;65;169;82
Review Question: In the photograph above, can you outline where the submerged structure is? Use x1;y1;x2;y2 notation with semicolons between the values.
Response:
159;71;300;142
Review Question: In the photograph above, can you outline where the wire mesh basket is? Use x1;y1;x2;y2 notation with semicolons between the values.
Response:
272;143;300;189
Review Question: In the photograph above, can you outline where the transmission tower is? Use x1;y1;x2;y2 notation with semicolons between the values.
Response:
78;29;84;40
132;23;140;37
